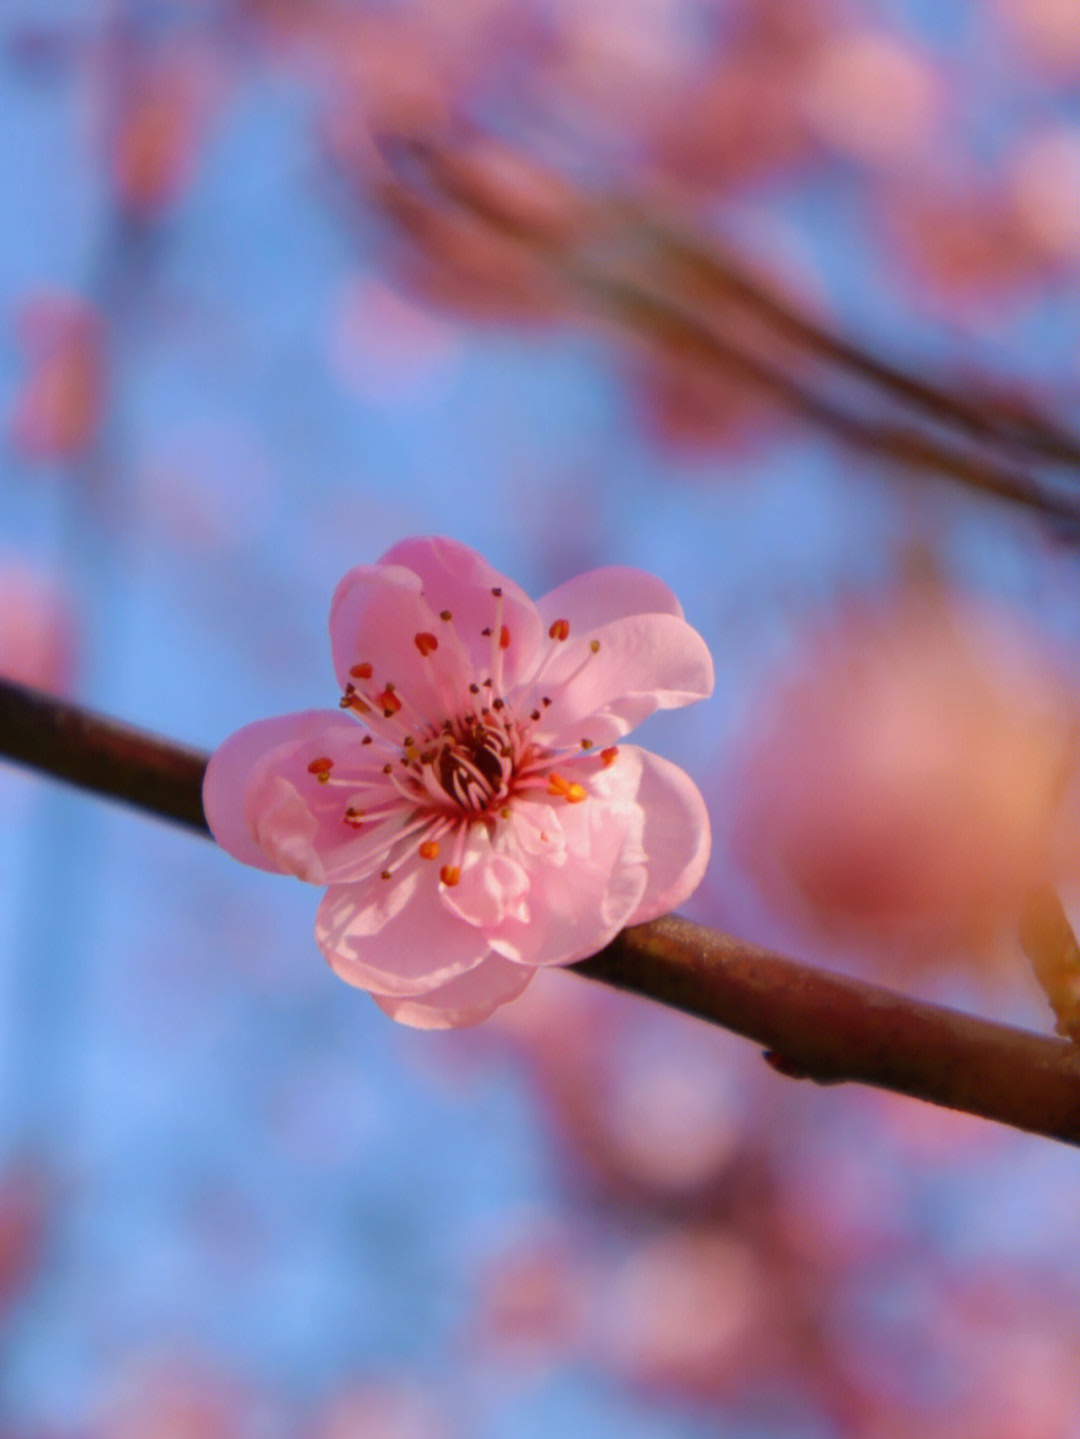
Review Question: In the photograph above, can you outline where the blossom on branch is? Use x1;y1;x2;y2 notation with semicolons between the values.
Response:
204;538;713;1027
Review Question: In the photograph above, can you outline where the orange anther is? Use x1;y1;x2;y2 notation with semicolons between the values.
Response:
307;756;334;775
547;772;587;803
549;618;570;641
340;693;371;714
350;662;373;679
439;609;452;621
601;747;619;767
440;864;461;886
499;624;511;650
589;639;601;654
414;632;438;656
419;839;440;860
377;688;402;716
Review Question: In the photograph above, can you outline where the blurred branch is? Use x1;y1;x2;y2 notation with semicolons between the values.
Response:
4;675;1080;1146
352;134;1080;535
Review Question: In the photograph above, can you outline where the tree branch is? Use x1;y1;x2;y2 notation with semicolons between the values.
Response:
4;676;1079;1146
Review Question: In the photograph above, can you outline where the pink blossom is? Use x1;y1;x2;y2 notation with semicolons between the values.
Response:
204;538;713;1027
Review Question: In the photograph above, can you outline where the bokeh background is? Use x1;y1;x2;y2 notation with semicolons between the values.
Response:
7;1;1080;1435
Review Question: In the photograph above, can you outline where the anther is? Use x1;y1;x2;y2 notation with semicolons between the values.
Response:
381;870;392;880
580;738;593;750
499;625;511;650
601;747;618;767
439;609;452;621
530;709;541;721
589;639;601;654
382;763;393;775
542;696;552;707
492;698;505;711
549;618;570;641
307;757;334;780
350;662;373;679
491;587;503;597
440;864;461;887
377;688;402;717
340;692;371;714
481;627;492;637
414;632;438;656
547;773;587;803
469;683;480;695
344;807;364;826
419;840;440;860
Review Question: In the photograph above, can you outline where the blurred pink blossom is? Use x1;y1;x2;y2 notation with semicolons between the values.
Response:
0;1162;53;1325
729;578;1080;972
0;561;79;695
204;537;713;1026
8;292;107;464
588;1228;774;1402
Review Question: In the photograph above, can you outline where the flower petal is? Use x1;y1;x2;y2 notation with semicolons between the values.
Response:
485;772;648;967
203;710;358;873
526;613;714;748
536;565;684;635
370;952;534;1028
316;862;491;996
620;746;712;924
329;563;475;735
376;536;545;691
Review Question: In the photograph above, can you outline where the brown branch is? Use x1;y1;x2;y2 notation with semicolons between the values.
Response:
4;674;1080;1146
353;134;1080;536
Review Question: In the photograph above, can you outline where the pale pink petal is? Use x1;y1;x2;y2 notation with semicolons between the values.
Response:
203;710;356;872
485;779;648;967
526;613;714;749
329;563;474;733
536;566;684;636
377;536;545;690
621;747;712;924
316;863;490;996
440;837;532;928
371;952;534;1028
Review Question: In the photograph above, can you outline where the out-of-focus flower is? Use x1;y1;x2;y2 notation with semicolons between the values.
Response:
326;273;462;404
0;1162;53;1324
729;579;1080;969
589;1228;773;1402
798;30;948;171
204;537;712;1027
991;0;1080;82
0;561;79;695
95;1353;255;1439
106;45;220;222
873;173;1051;327
8;292;107;465
313;1379;454;1439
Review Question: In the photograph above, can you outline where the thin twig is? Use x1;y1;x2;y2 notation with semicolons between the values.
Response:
4;676;1080;1145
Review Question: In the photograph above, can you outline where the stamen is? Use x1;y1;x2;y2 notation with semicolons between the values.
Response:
340;689;371;715
350;663;373;680
549;618;570;641
499;625;511;650
440;864;460;886
439;609;452;621
419;840;440;860
307;757;334;784
601;747;619;767
580;738;593;750
546;772;587;803
376;688;402;718
414;632;438;656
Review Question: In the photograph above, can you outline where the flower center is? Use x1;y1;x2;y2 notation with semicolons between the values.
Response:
431;717;517;813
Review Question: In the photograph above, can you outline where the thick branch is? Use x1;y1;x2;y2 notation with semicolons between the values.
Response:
4;676;1080;1145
